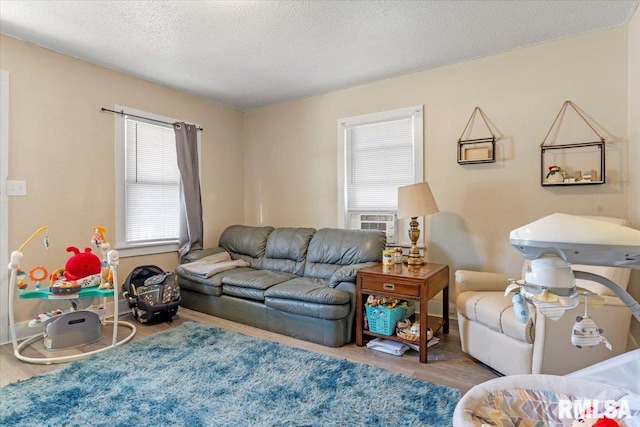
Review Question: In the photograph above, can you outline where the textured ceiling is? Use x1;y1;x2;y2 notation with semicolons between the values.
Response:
1;1;638;111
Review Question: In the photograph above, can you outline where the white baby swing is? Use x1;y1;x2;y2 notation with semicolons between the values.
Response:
453;214;640;426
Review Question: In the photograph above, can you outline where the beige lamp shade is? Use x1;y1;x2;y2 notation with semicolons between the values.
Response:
397;182;439;219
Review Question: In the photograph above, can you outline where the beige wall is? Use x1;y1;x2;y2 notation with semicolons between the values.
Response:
627;7;640;343
2;24;636;328
0;35;244;322
245;28;630;302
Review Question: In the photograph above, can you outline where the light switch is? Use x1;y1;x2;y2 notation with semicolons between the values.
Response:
6;180;27;196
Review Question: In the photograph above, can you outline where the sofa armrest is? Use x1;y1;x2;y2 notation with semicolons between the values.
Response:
180;247;227;264
455;270;512;296
329;262;379;288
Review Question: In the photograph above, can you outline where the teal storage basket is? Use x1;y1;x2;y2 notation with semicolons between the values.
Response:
366;303;410;336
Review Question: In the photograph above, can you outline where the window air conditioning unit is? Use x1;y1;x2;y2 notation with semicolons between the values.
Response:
357;213;397;244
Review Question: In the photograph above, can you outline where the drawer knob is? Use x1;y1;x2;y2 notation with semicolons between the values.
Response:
383;283;395;290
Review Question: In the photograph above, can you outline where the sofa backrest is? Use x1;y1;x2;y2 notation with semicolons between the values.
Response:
303;228;386;279
262;227;316;275
219;225;274;268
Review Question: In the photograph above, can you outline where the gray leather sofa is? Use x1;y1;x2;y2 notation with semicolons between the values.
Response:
175;225;386;347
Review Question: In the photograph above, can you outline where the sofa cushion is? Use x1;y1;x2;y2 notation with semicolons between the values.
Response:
221;270;297;290
174;266;255;296
261;227;315;275
265;298;350;320
264;277;351;305
222;285;267;301
175;276;222;296
219;225;274;267
457;291;535;344
304;228;385;279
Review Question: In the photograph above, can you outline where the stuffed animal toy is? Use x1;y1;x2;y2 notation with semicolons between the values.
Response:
571;315;612;350
512;291;530;323
569;406;619;426
63;246;101;281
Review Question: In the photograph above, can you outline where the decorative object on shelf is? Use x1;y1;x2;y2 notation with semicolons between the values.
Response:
396;318;412;330
545;165;567;183
540;100;605;186
457;107;497;164
397;182;439;266
397;324;433;342
573;169;598;183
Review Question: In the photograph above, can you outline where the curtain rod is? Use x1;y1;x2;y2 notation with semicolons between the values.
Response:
101;107;203;131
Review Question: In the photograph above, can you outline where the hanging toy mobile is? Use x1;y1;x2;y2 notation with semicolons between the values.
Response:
571;294;612;350
9;225;50;292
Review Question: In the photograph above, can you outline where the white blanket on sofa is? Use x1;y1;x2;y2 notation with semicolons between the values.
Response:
181;252;250;278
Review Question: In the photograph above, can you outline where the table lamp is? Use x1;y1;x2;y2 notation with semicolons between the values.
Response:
397;182;439;266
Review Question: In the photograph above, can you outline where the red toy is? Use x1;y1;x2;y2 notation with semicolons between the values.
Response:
63;247;101;281
570;407;619;427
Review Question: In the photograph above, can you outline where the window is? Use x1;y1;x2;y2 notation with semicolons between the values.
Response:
338;106;423;245
114;106;183;257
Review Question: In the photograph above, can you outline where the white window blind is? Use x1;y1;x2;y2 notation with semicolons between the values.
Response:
346;117;415;212
124;118;180;244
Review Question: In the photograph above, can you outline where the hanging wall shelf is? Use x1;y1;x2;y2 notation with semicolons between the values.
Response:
457;107;496;165
540;101;605;187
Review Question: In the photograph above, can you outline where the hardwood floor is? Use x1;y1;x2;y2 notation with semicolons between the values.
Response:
0;308;499;393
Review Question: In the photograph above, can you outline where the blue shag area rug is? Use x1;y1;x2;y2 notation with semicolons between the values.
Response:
0;321;460;426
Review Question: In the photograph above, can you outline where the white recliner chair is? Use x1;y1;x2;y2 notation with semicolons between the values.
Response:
456;262;632;376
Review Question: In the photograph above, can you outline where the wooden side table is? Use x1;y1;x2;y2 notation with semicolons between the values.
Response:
356;262;449;363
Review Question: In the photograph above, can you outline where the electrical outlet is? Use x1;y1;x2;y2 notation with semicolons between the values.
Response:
449;303;457;314
6;180;27;196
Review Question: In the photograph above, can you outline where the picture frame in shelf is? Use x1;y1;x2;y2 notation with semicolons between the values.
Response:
458;137;495;164
456;107;497;165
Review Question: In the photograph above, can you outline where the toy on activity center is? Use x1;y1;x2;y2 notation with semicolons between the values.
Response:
63;247;100;281
48;246;101;295
12;225;115;295
8;225;137;362
91;225;115;290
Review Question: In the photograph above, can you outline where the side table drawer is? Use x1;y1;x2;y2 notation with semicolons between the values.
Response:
360;276;419;297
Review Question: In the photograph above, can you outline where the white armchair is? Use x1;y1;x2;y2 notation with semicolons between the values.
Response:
455;263;632;376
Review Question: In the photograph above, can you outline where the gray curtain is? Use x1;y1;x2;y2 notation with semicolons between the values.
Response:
174;122;203;257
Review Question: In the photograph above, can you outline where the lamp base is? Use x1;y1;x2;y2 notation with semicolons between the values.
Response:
406;254;424;266
406;216;425;266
